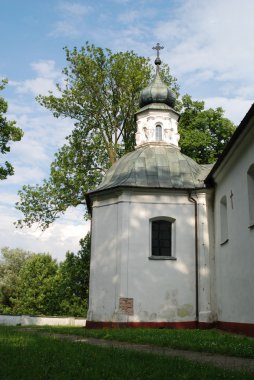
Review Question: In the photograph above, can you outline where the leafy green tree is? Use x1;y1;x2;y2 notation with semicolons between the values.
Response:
15;44;234;231
0;247;31;313
15;43;178;230
13;254;60;315
0;241;91;317
178;95;235;164
0;80;23;180
57;233;91;316
38;44;151;164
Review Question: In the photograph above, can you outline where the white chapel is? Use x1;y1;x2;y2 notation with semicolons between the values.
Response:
86;45;254;337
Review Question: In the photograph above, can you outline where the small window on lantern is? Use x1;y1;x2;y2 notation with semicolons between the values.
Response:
156;125;162;141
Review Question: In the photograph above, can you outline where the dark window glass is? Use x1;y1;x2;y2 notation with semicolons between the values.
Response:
152;220;172;256
220;195;228;244
247;164;254;226
156;125;162;141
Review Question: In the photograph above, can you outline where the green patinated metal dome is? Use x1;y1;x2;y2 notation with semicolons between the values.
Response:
139;71;176;109
92;144;212;193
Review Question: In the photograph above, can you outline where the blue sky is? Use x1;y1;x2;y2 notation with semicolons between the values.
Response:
1;0;254;261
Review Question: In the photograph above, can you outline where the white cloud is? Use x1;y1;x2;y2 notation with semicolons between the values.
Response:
118;6;157;25
3;164;45;185
8;102;34;115
234;85;254;99
10;137;49;165
1;112;75;192
51;20;82;38
113;0;131;4
59;2;92;16
153;0;254;99
183;70;214;85
15;111;74;149
14;77;58;96
0;205;89;262
118;10;140;24
31;60;60;79
203;97;253;125
10;59;62;96
50;1;93;37
155;20;181;41
0;193;19;205
3;97;75;195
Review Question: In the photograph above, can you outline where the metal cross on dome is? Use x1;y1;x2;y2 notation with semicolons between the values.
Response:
152;43;164;59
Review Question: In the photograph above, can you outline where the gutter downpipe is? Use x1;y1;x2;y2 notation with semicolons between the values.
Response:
188;191;199;326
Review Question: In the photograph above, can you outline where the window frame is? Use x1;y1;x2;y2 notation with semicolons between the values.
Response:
247;164;254;228
149;216;176;260
155;124;162;141
220;195;229;245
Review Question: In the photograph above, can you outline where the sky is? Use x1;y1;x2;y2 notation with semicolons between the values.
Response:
1;0;254;261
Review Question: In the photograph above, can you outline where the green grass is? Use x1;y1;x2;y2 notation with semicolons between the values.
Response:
0;325;253;380
27;326;254;359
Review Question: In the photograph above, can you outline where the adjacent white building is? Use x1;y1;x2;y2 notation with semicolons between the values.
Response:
206;105;254;336
86;50;254;336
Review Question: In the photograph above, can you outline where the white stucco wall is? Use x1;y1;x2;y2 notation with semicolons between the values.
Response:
135;107;180;147
214;121;254;324
88;189;214;323
0;314;86;326
88;200;118;321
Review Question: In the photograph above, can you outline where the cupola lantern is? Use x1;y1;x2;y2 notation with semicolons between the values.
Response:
135;43;180;148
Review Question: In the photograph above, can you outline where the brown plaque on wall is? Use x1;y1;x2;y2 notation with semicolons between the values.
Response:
119;297;134;315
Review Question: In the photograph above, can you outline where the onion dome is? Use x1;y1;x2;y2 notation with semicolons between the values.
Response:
139;43;176;109
139;71;176;109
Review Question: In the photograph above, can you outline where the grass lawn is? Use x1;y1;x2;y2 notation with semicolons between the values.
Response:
29;325;254;359
0;326;254;380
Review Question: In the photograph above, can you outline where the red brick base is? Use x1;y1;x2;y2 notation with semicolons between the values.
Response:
216;321;254;337
86;320;213;330
86;320;254;337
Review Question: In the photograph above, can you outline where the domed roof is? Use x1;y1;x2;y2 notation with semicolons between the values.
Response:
92;144;212;194
139;71;176;109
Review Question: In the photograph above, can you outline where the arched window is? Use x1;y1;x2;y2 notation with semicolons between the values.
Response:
150;217;175;258
220;195;228;244
156;125;162;141
247;164;254;227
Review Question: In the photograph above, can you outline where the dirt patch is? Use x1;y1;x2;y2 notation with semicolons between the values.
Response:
20;329;254;372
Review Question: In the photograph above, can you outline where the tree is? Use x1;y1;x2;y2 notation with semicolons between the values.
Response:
0;239;91;317
57;233;91;316
0;79;23;180
13;254;60;315
15;43;178;230
37;43;178;163
178;95;235;164
15;44;234;230
0;247;31;313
